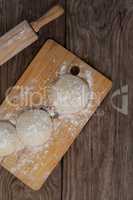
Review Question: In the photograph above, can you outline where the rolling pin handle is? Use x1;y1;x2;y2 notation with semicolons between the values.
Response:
31;4;64;33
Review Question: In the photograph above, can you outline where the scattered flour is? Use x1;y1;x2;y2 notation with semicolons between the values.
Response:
0;64;98;183
10;141;52;178
57;62;69;76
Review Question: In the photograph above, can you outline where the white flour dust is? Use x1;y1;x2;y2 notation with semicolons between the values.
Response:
0;63;96;181
10;139;53;179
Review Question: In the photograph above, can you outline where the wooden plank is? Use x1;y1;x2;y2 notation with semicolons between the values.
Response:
62;1;132;200
0;39;112;190
0;0;65;199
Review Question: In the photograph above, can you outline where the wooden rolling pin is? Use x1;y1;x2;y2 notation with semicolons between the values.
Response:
0;4;64;65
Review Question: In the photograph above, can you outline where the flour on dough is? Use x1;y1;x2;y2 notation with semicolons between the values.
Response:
48;74;90;115
0;121;20;157
16;109;53;147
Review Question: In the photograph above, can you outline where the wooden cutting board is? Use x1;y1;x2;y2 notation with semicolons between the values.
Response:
0;40;112;190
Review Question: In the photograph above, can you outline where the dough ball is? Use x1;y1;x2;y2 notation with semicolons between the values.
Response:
0;121;19;157
16;109;53;147
48;74;89;115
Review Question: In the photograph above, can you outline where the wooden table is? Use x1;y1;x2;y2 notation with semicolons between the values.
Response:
0;0;132;200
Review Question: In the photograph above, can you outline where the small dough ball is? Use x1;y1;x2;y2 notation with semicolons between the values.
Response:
48;74;89;115
0;121;19;157
16;110;53;147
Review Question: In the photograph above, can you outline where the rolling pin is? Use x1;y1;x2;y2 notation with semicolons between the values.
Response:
0;4;64;65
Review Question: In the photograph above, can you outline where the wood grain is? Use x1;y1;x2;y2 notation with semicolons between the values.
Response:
62;1;133;200
0;0;65;199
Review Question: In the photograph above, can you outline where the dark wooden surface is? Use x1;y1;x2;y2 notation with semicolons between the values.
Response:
0;0;132;199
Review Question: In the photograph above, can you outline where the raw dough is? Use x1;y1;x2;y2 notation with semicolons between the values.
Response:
0;121;19;156
48;74;89;115
16;109;53;147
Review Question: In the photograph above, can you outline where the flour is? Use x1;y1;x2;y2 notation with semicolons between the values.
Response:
10;141;52;179
58;62;69;76
1;65;96;182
